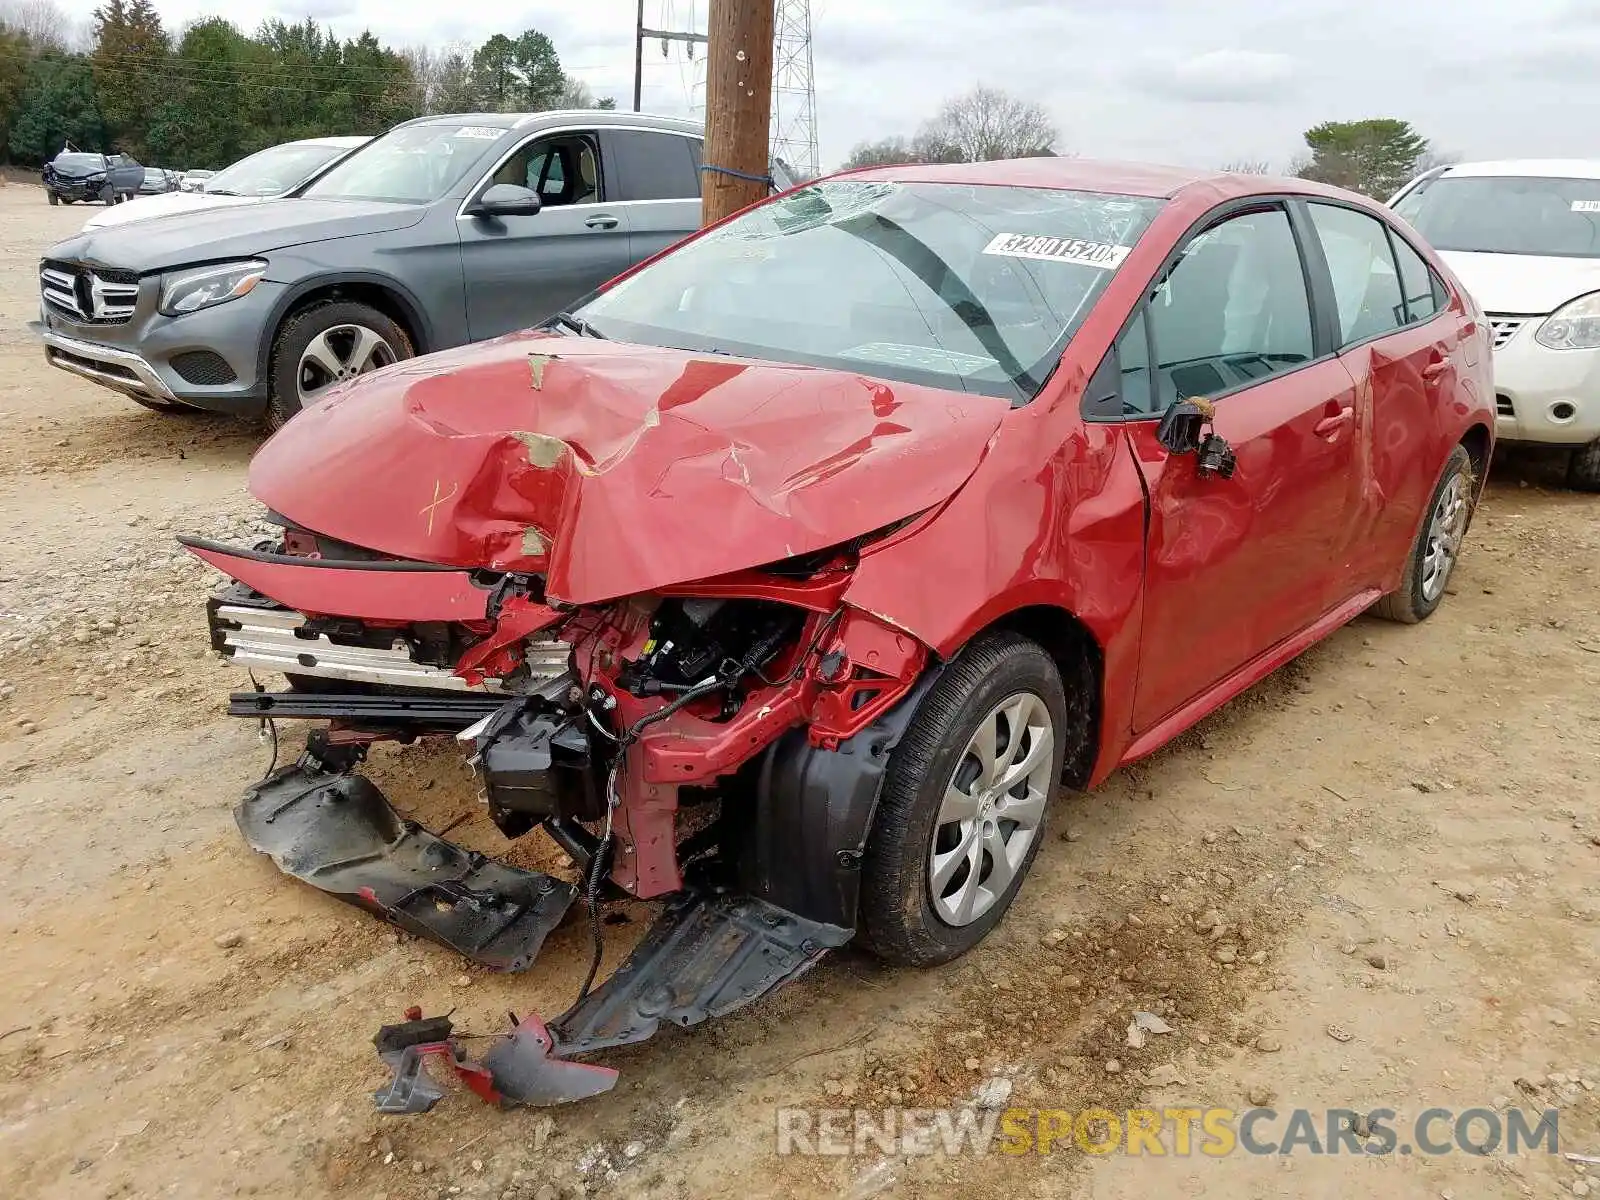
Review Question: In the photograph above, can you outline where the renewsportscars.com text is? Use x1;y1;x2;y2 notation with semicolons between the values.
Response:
775;1105;1561;1158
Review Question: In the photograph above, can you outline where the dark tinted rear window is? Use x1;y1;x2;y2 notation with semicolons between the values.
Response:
609;130;699;201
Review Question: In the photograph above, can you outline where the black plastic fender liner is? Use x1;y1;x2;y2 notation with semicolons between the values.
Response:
738;668;943;929
549;891;852;1056
236;765;578;971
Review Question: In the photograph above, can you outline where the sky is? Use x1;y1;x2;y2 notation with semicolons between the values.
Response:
49;0;1600;172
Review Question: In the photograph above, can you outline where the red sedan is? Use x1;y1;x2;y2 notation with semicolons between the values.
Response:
187;159;1492;1105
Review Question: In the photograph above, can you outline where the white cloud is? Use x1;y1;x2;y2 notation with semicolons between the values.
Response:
1138;49;1299;103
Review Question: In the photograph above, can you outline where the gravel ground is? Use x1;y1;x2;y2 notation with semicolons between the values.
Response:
0;181;1595;1200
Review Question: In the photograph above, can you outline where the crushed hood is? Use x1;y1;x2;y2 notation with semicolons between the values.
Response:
1440;250;1600;315
248;334;1009;605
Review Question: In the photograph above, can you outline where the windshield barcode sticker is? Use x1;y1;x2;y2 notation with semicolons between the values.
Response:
1572;200;1600;213
453;126;503;140
982;233;1131;270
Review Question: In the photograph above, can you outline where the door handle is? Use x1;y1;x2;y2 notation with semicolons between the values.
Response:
584;214;619;230
1421;346;1451;381
1313;407;1354;439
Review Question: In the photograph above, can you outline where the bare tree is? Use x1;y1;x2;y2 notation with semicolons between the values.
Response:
0;0;83;51
1220;159;1273;175
1414;147;1459;174
918;85;1057;163
557;74;616;110
401;40;477;115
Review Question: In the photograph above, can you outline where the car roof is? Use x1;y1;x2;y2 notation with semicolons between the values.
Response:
836;157;1359;204
1431;159;1600;180
395;110;702;136
290;136;371;149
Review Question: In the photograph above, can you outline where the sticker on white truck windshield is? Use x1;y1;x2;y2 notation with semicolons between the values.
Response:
1572;200;1600;213
982;232;1131;270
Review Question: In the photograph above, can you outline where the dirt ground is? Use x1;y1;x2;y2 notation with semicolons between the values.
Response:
0;181;1596;1200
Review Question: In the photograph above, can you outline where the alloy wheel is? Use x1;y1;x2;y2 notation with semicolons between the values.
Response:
928;691;1054;927
1420;473;1467;602
296;324;397;405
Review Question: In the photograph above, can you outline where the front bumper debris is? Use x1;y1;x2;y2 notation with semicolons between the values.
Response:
372;1010;619;1112
236;756;852;1110
237;765;577;971
551;891;852;1054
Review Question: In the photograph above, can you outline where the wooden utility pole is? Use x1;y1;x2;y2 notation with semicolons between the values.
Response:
701;0;775;227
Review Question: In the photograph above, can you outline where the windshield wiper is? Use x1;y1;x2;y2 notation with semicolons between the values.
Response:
204;188;241;196
549;311;607;339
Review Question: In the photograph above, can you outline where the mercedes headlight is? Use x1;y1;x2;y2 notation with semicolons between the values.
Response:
158;260;266;317
1535;291;1600;351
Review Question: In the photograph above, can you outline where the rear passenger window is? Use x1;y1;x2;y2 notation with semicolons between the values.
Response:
608;130;699;201
1391;234;1442;323
1307;203;1406;343
1147;208;1315;406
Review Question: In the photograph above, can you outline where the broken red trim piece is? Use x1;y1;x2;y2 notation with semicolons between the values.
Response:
372;1011;617;1113
180;537;490;622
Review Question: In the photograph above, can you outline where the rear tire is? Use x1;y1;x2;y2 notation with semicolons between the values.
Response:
1372;445;1472;624
265;300;413;431
858;632;1068;967
1567;438;1600;493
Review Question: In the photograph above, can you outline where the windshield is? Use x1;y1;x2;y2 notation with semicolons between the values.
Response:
54;153;105;173
301;124;503;205
205;143;352;197
1395;175;1600;258
577;181;1163;402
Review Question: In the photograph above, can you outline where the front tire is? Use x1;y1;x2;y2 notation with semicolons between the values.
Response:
99;184;114;204
265;300;413;431
859;632;1068;967
47;190;59;206
1372;445;1473;624
1568;437;1600;493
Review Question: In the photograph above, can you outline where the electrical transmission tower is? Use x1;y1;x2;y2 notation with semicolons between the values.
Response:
769;0;818;180
645;0;818;181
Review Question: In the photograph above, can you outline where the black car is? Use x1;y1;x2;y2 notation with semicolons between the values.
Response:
43;151;145;206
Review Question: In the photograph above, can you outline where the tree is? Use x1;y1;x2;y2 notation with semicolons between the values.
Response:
512;29;562;110
842;136;916;169
470;33;514;110
557;73;616;110
0;0;79;52
1295;118;1430;199
90;0;166;158
470;28;562;112
7;50;101;161
0;22;30;152
919;85;1056;163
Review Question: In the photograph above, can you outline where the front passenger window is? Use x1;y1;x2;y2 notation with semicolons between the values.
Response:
1147;208;1315;407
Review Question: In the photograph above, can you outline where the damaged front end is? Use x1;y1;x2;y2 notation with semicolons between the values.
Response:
189;515;934;1108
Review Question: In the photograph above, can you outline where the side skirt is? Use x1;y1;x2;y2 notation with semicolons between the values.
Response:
1118;587;1384;768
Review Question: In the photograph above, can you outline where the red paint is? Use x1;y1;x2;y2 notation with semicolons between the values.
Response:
201;162;1494;896
247;339;1008;606
453;595;562;686
184;541;489;622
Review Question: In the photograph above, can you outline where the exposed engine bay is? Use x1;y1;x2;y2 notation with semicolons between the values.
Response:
189;512;932;1108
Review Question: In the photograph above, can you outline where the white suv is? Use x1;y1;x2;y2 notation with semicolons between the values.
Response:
1390;160;1600;489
